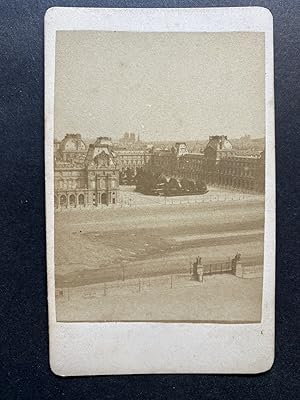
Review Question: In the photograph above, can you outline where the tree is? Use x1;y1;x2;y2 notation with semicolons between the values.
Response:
180;178;196;193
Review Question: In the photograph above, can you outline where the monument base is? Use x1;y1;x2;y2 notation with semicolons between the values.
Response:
235;262;243;278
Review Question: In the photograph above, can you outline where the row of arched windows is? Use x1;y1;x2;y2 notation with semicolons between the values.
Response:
54;193;85;208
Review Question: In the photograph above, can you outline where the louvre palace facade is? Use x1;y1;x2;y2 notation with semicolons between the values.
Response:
54;135;119;209
147;135;265;193
54;133;265;209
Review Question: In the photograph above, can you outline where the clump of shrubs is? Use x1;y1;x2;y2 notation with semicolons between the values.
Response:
135;170;208;196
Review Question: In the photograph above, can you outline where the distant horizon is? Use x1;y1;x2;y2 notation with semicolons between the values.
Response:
54;132;265;143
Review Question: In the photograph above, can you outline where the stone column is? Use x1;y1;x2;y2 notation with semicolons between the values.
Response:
197;261;204;283
190;261;199;281
235;262;243;278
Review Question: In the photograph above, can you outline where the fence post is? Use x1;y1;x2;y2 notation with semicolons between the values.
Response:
138;279;141;293
67;287;70;301
170;275;173;289
122;265;125;281
103;283;106;296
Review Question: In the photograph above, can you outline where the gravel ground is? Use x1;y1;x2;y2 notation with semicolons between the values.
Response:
55;186;264;321
56;274;263;322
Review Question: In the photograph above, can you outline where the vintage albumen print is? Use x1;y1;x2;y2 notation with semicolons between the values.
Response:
46;7;275;375
54;31;265;323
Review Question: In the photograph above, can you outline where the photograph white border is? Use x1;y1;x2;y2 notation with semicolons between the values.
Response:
45;7;275;375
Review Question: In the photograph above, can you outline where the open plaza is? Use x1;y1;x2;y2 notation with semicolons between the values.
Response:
55;186;264;322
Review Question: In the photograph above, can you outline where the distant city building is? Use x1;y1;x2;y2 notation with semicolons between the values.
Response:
119;132;141;146
174;142;189;156
54;135;119;209
114;149;152;174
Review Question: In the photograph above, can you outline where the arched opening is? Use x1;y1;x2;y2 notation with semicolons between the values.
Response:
69;194;76;207
78;194;84;206
101;192;108;205
60;195;67;207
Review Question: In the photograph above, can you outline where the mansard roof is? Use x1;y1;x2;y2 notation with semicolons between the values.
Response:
205;135;233;152
85;137;117;168
59;133;87;152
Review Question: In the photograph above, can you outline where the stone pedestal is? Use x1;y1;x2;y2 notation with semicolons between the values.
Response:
197;265;204;282
235;262;243;278
190;264;204;282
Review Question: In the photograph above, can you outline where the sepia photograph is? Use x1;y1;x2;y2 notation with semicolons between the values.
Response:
53;30;266;323
45;7;275;375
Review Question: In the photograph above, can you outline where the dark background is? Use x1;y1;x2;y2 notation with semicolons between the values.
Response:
1;1;299;399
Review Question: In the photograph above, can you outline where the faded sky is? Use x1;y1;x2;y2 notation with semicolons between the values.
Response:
54;31;265;141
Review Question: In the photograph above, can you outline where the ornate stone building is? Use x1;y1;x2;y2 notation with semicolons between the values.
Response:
114;149;151;174
54;133;265;208
147;136;265;193
149;143;189;177
54;135;119;209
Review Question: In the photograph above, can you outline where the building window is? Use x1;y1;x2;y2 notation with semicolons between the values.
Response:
101;192;107;204
60;195;67;207
69;194;76;207
100;179;106;189
78;194;84;205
